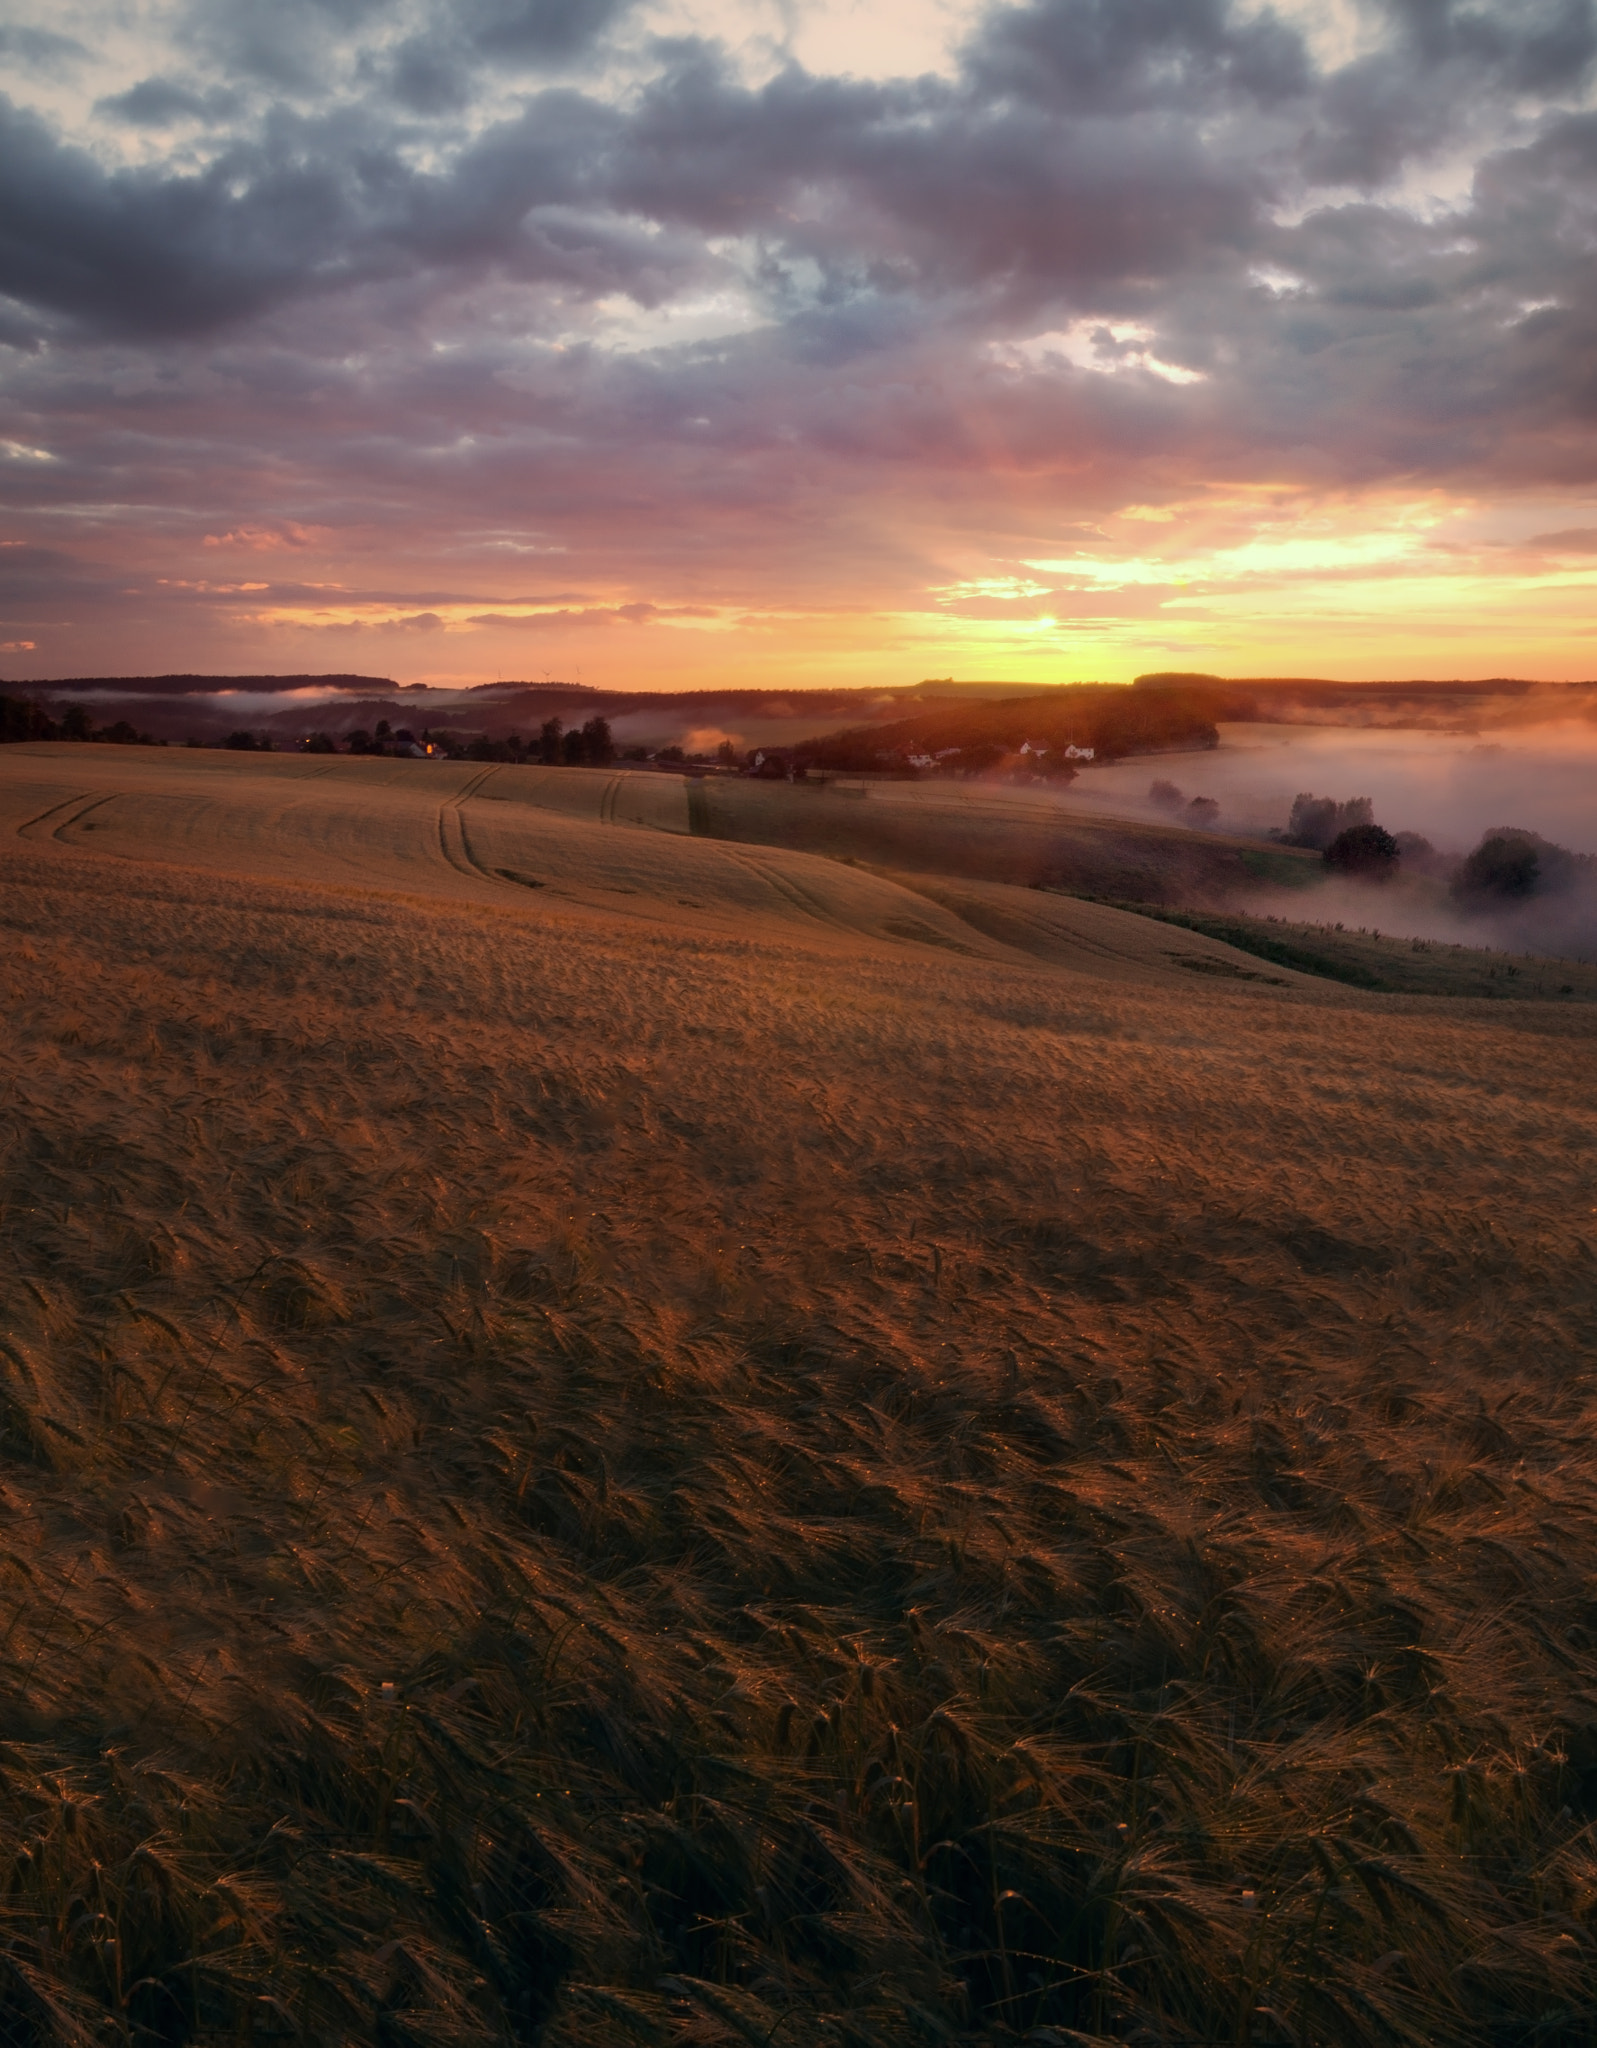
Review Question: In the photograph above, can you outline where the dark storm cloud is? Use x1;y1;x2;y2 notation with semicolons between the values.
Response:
467;0;639;62
0;25;90;71
966;0;1312;110
1381;0;1597;92
5;0;1597;678
0;95;384;334
0;0;1519;349
97;77;245;126
0;1;1311;343
181;0;401;93
601;50;1264;319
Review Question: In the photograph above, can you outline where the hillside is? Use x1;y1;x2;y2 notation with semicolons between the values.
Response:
691;772;1318;902
793;684;1225;771
0;681;993;752
2;745;1597;2047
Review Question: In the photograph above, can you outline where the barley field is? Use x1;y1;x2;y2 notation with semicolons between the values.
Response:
2;744;1596;2048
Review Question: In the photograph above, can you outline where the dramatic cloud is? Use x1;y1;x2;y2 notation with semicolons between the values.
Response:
2;0;1597;689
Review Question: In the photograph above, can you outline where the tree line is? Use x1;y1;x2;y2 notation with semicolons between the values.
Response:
0;697;161;746
0;697;619;764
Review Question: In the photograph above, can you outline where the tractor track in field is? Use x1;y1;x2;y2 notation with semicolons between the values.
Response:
436;767;502;881
17;792;121;844
720;845;862;934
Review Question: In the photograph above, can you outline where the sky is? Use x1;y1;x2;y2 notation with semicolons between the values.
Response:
3;0;1597;692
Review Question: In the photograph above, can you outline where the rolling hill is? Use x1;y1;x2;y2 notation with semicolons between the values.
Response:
1;743;1595;2048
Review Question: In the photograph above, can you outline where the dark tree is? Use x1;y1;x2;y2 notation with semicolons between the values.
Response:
60;704;93;742
375;720;392;742
581;716;615;765
716;738;737;766
1287;793;1373;849
303;733;337;754
1453;831;1541;901
562;726;587;766
0;696;59;742
345;729;373;754
1187;796;1220;826
224;730;257;751
102;720;140;745
1149;779;1183;808
1324;822;1400;878
539;717;564;765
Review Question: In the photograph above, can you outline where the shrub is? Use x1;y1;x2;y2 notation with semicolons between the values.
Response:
1324;821;1400;877
1450;827;1571;902
1287;793;1372;850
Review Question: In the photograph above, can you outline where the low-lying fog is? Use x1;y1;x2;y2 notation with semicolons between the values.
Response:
1072;721;1597;959
1081;722;1597;856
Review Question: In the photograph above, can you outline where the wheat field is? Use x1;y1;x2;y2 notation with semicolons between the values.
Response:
2;744;1596;2048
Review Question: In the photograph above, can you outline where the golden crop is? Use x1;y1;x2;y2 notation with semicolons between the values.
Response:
1;744;1593;2047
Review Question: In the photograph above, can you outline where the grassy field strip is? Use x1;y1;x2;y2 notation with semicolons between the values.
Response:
1102;900;1597;1003
459;794;1018;954
698;772;1321;899
890;872;1346;992
704;842;1003;955
476;763;692;835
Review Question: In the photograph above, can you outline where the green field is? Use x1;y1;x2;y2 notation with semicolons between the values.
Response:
693;772;1323;902
1105;902;1597;1000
